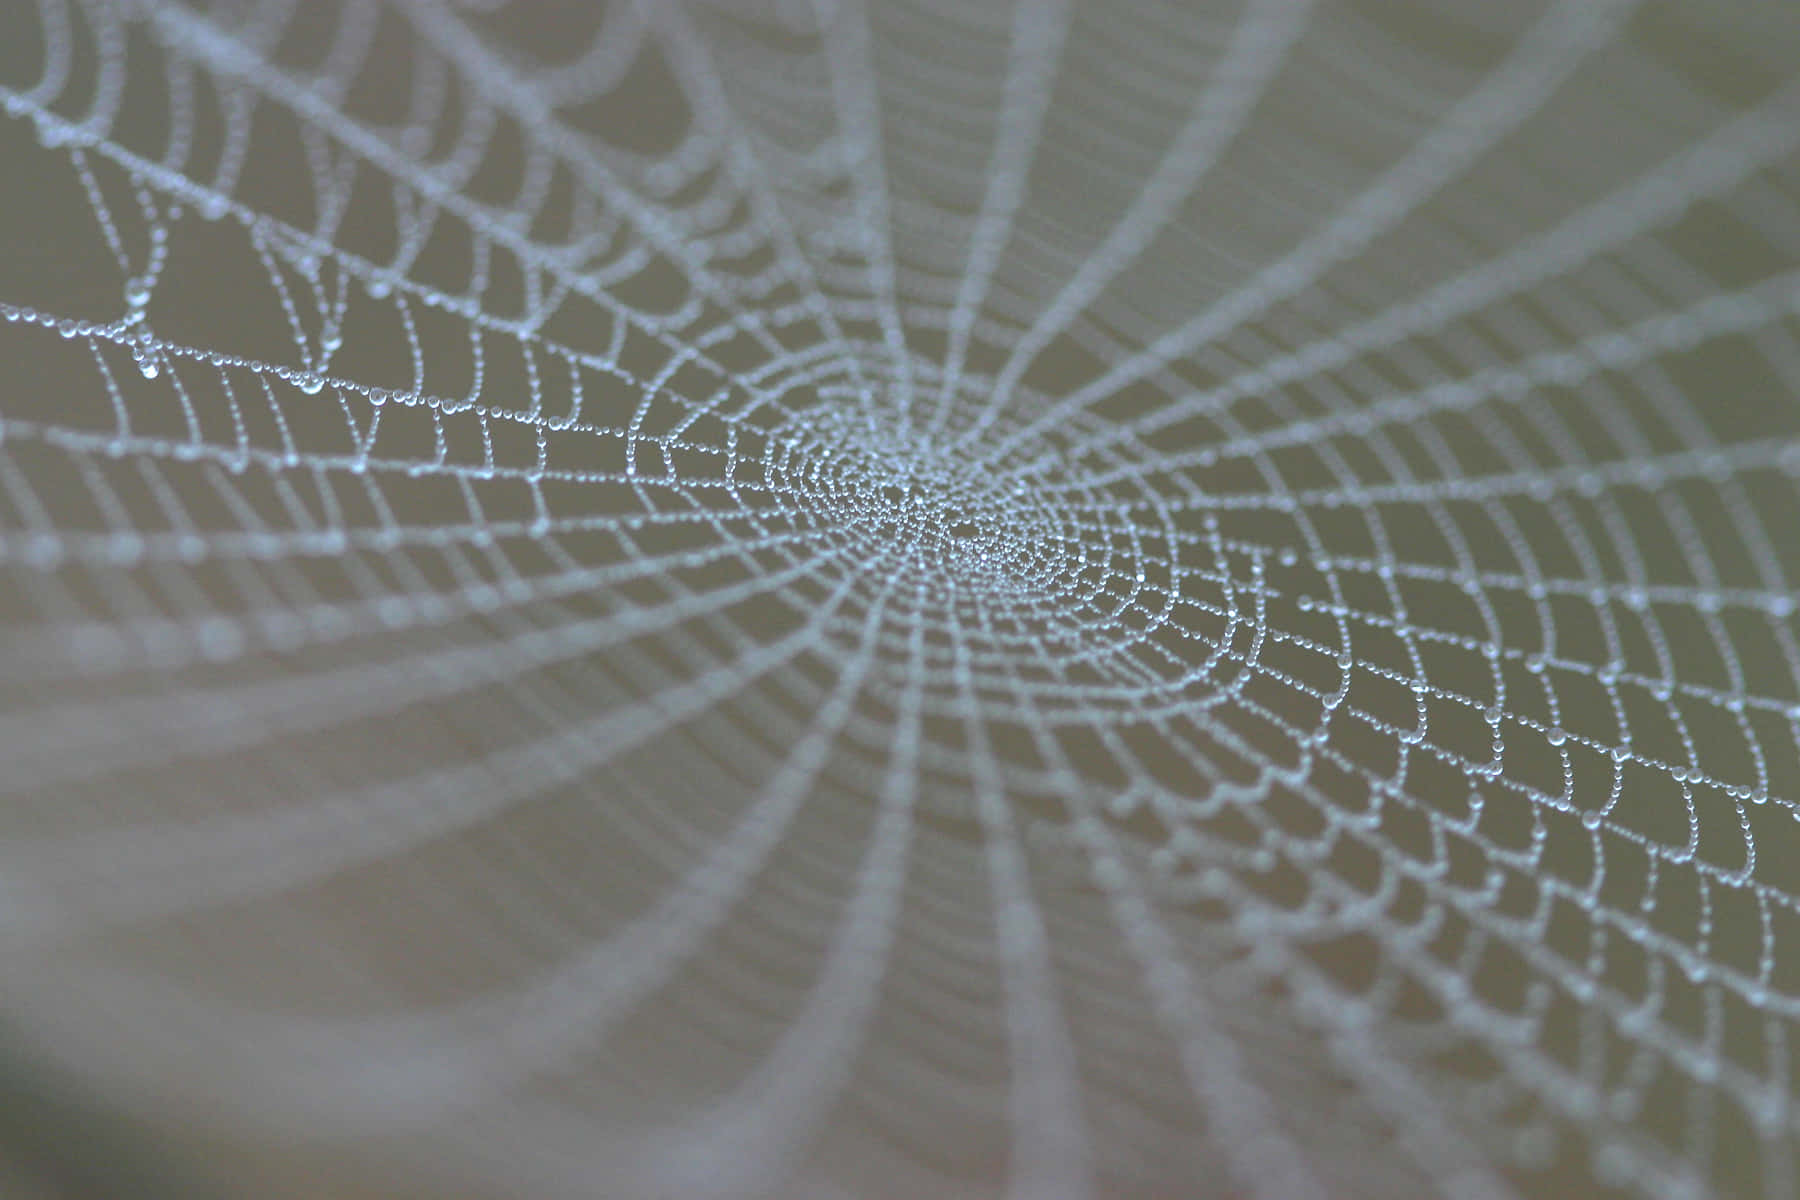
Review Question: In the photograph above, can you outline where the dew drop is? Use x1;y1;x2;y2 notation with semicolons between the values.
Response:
33;114;67;148
377;596;411;627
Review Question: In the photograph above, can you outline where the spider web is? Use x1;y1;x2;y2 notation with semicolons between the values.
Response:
1;1;1799;1198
